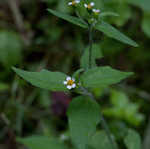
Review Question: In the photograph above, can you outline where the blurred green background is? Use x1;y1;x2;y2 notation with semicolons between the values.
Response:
0;0;150;149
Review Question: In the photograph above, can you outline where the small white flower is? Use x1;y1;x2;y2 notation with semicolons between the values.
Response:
68;2;73;5
92;9;100;14
84;2;95;9
90;2;95;6
84;4;88;8
63;76;76;90
75;0;80;3
68;0;80;6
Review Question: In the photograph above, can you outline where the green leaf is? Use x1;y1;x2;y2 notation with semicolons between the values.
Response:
95;21;138;47
109;121;128;140
47;9;87;28
80;44;103;69
127;0;150;12
142;13;150;38
12;67;67;91
103;1;131;26
67;96;100;149
0;31;22;68
80;66;133;88
47;9;138;47
110;90;129;107
99;12;119;18
88;131;116;149
17;136;68;149
103;90;144;126
124;129;142;149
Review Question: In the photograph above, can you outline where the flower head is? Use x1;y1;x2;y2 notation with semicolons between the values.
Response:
92;9;100;15
92;9;101;16
63;76;76;90
84;2;95;9
68;0;80;6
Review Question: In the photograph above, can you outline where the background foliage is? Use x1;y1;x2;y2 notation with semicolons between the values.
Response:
0;0;150;149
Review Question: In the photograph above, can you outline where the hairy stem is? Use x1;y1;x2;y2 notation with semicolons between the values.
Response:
80;87;118;149
89;25;93;69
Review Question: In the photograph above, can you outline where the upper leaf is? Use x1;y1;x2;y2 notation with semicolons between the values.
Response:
48;9;138;47
95;21;138;47
17;136;68;149
47;9;87;28
67;96;100;149
12;67;67;91
99;12;119;18
80;66;133;88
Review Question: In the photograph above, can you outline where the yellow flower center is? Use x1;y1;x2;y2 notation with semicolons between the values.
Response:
87;4;92;9
72;1;76;5
67;80;74;86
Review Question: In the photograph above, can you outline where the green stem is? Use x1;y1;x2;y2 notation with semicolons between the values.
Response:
80;87;118;149
75;10;93;69
75;10;88;26
89;24;93;69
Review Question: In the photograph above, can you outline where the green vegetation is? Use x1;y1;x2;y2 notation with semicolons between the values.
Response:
0;0;150;149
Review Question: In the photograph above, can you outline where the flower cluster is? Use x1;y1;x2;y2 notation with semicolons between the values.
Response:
68;1;100;15
92;8;100;14
65;1;101;90
84;2;100;15
68;0;80;6
63;76;76;90
84;2;95;9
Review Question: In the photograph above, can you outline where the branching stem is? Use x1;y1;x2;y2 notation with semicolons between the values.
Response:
88;24;93;69
76;8;117;149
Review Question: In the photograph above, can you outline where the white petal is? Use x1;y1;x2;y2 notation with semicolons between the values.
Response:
75;0;80;3
72;84;76;88
72;78;75;82
63;81;67;85
90;2;95;6
68;2;72;5
92;9;96;12
66;76;71;81
93;8;100;12
84;4;88;8
67;85;72;89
